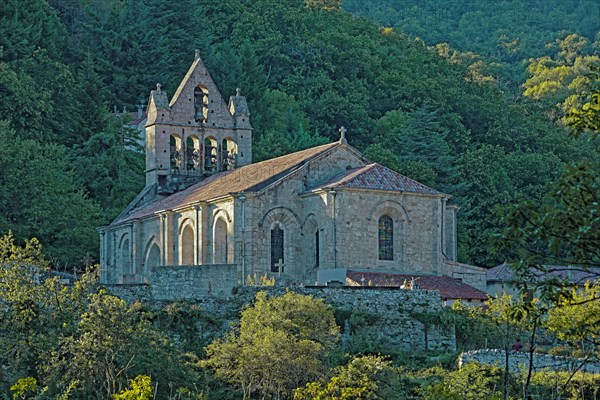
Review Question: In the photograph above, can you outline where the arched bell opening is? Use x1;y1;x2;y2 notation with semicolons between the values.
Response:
170;134;182;172
222;137;238;171
186;135;201;172
204;136;218;173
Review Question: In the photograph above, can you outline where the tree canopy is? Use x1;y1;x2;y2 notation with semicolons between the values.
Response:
1;0;596;267
204;291;339;399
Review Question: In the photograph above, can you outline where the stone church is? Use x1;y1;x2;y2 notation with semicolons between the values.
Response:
99;51;487;300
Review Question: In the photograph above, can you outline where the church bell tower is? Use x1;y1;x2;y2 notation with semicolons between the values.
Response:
145;50;252;193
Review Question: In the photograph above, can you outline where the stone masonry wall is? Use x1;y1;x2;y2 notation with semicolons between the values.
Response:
337;190;443;275
459;349;600;374
150;264;238;299
106;280;455;352
282;286;456;352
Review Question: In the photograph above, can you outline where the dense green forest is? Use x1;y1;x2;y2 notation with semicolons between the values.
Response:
1;0;597;268
1;1;599;398
345;0;599;89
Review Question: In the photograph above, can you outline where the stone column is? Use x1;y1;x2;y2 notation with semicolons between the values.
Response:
445;204;459;262
203;206;212;264
329;189;338;270
132;220;141;277
127;223;134;280
160;214;166;265
434;198;443;275
173;213;179;265
167;211;176;265
194;205;201;265
111;231;117;283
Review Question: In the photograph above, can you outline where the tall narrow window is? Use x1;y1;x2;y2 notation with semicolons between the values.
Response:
181;225;194;265
121;239;130;274
378;215;393;260
271;225;284;272
315;230;320;267
214;217;228;264
194;85;209;122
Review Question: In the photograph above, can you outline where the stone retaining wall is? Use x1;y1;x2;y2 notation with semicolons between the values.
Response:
244;286;456;352
150;264;238;299
104;283;153;302
459;349;600;374
106;280;455;352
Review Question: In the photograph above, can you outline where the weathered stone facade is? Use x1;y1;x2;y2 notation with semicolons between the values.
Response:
99;51;486;301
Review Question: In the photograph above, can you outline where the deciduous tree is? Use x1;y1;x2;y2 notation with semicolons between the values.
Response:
204;291;339;399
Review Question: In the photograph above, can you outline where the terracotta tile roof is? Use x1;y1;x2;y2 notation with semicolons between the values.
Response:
347;270;488;300
312;163;441;195
112;142;340;225
487;263;600;285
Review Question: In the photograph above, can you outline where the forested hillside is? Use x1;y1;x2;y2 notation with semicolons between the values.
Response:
345;0;599;89
1;0;598;268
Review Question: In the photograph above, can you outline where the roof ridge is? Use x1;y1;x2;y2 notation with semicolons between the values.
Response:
327;163;374;187
238;141;338;172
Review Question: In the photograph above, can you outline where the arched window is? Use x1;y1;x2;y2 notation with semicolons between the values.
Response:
146;243;161;269
120;238;131;274
214;217;228;264
378;215;393;260
271;225;284;272
181;225;194;265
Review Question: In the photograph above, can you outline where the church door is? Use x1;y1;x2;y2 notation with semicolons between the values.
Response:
270;225;284;272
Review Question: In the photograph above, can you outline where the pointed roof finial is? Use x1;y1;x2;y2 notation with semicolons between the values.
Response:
339;126;347;144
195;49;200;60
156;83;162;92
236;87;241;96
